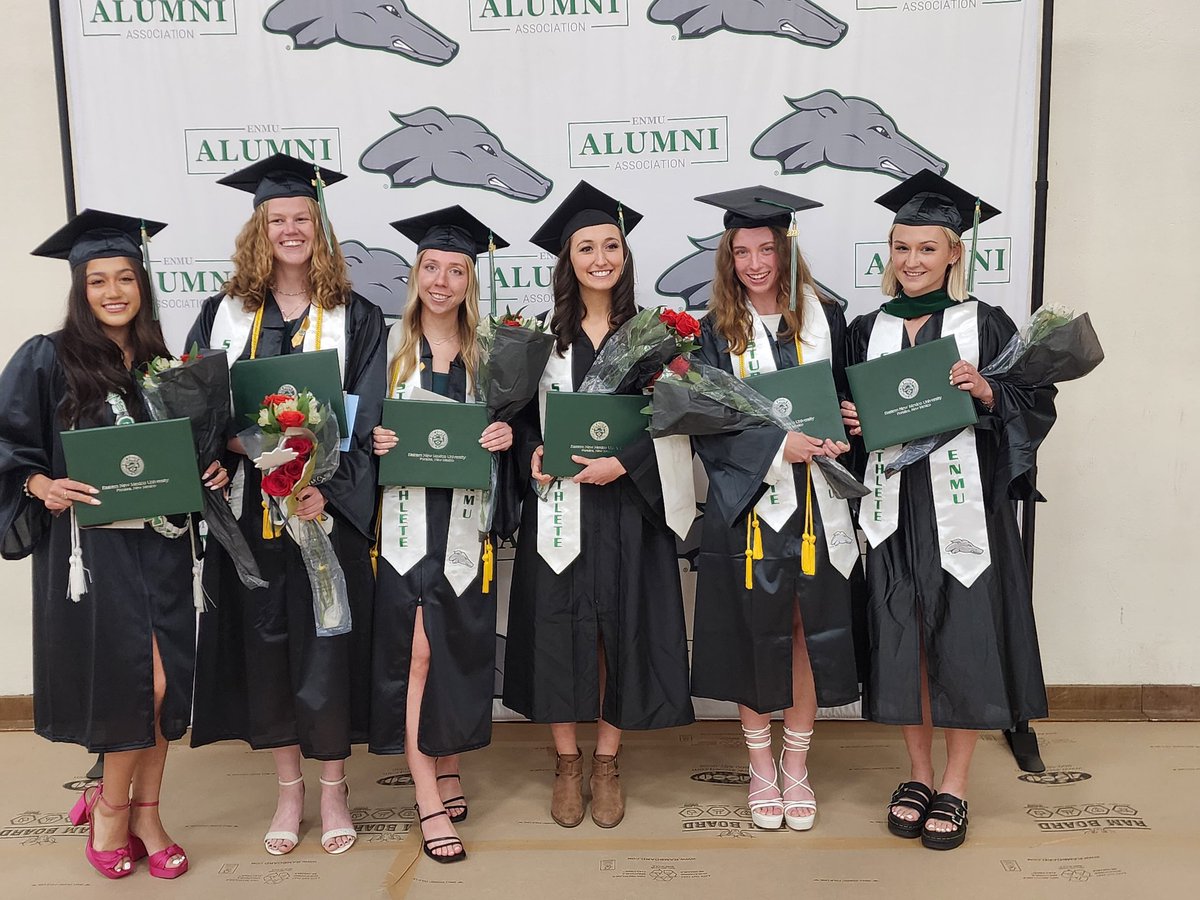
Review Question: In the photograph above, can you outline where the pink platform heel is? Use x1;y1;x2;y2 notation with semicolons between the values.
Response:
68;784;135;880
128;800;189;879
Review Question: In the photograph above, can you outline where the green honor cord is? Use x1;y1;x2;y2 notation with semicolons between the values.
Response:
140;221;160;320
312;168;334;253
967;198;982;293
488;232;498;318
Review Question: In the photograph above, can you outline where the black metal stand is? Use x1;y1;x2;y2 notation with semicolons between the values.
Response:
86;753;104;781
1004;721;1046;773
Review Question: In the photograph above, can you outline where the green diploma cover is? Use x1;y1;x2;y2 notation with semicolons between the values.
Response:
231;349;349;436
377;399;491;489
542;393;648;477
60;418;205;526
745;360;847;443
845;335;978;452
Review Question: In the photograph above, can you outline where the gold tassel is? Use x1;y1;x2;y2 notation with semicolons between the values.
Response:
481;539;495;594
370;496;383;577
262;500;276;540
744;514;755;590
801;464;817;576
752;510;763;560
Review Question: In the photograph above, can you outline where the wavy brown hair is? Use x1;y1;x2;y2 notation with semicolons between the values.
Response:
58;259;170;426
709;226;824;357
388;250;481;391
549;234;637;355
223;198;351;312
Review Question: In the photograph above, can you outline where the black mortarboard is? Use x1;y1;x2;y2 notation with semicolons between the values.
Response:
529;181;642;256
696;185;823;231
31;209;167;269
875;169;1000;234
390;205;509;257
216;153;347;208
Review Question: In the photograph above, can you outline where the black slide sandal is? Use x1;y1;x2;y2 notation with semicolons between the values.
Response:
887;781;934;838
921;793;968;850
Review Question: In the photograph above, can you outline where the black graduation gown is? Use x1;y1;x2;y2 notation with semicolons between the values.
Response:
846;300;1057;731
369;344;498;757
186;293;386;760
502;330;695;730
690;308;867;714
0;335;196;753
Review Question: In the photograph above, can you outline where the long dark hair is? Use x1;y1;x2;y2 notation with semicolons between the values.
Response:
549;238;637;354
58;259;171;426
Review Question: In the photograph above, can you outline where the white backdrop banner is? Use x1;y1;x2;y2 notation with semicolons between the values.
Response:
58;0;1044;718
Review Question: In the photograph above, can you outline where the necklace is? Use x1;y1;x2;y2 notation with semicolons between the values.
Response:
272;283;309;297
426;332;457;347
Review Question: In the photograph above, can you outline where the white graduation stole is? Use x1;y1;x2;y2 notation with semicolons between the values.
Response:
536;341;582;574
378;323;483;596
209;295;349;519
858;302;991;587
730;289;858;578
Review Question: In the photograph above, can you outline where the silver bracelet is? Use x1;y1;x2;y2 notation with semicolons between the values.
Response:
22;473;40;500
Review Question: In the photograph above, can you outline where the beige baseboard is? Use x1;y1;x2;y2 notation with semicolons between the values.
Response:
1;687;1197;731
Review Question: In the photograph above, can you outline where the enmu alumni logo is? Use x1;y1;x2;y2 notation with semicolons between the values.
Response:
569;116;728;171
185;125;341;175
469;1;629;34
855;238;1012;288
151;256;233;312
81;0;238;38
856;0;1020;13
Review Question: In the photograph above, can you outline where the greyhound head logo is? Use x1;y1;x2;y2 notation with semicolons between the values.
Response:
264;0;458;66
360;108;553;202
830;530;853;547
945;538;984;556
447;549;475;568
341;240;411;317
752;90;948;180
648;0;846;48
655;234;848;311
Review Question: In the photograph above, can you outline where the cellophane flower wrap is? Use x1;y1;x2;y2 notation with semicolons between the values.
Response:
139;347;266;592
884;305;1105;477
239;391;350;637
578;306;702;395
648;356;868;500
474;306;556;533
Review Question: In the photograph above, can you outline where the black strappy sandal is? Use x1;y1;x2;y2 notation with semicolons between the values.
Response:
887;781;934;838
416;808;467;864
921;793;968;850
436;773;468;824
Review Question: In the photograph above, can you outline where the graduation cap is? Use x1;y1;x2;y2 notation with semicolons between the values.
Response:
529;181;642;257
695;185;823;310
32;209;168;318
696;185;823;231
391;205;510;315
217;153;346;251
875;170;1001;291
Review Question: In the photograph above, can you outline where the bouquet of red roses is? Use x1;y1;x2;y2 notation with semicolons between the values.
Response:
241;390;349;637
578;305;701;394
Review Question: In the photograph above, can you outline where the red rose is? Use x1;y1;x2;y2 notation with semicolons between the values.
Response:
674;312;701;339
276;410;306;429
283;437;314;459
281;458;306;481
667;356;691;377
659;308;679;328
261;469;297;497
263;393;291;407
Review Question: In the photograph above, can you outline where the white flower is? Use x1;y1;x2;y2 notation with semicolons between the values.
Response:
258;409;270;427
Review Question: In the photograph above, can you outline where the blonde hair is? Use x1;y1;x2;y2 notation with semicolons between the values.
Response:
881;225;968;301
389;249;481;389
709;226;818;357
224;198;351;312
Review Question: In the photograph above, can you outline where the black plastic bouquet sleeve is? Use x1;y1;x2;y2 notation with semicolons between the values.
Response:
484;326;555;423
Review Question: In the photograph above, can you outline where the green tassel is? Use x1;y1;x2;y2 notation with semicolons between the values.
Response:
488;232;498;318
312;166;334;253
788;213;799;311
967;198;982;293
617;203;626;237
140;221;160;321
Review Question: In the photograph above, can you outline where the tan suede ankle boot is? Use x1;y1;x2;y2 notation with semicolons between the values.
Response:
590;751;625;828
551;749;585;828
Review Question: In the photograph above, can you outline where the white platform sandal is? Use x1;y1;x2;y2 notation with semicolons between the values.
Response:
264;775;304;855
318;776;358;855
780;726;817;831
741;724;783;830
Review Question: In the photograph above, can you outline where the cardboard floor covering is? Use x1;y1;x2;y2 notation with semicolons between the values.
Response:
0;720;1197;898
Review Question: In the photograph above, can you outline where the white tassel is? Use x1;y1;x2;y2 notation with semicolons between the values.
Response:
189;517;205;613
67;507;89;602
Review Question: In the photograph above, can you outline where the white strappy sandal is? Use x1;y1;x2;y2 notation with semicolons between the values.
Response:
742;724;783;830
780;726;817;831
318;776;358;855
264;775;304;855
